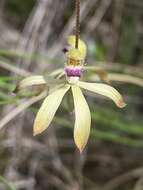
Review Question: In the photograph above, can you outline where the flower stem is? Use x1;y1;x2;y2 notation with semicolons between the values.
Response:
75;0;80;49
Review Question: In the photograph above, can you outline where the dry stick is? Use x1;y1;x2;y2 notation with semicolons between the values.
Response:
39;0;64;52
0;60;31;77
134;175;143;190
0;91;47;130
90;73;143;87
0;18;20;50
17;0;54;71
0;0;5;18
85;0;112;33
102;167;143;190
13;178;35;190
84;65;143;87
109;0;124;61
108;73;143;87
95;61;143;78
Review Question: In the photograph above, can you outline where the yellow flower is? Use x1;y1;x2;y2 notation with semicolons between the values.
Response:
15;36;126;152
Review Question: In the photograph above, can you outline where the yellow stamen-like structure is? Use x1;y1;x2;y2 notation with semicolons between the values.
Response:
66;48;84;66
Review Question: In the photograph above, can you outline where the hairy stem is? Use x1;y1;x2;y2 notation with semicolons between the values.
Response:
75;0;80;49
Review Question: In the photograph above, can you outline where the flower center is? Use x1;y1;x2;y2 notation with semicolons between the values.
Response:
65;48;85;78
67;58;83;66
67;76;79;84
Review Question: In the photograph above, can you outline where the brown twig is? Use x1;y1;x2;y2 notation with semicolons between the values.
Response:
0;60;31;77
102;167;143;190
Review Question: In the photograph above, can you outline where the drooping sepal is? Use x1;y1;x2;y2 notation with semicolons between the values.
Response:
33;85;70;135
72;85;91;152
13;75;46;93
77;81;126;108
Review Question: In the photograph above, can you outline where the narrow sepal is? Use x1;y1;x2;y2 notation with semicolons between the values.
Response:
72;85;91;152
77;81;126;108
14;75;46;93
33;85;70;135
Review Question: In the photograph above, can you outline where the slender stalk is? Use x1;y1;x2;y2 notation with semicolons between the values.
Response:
75;0;80;49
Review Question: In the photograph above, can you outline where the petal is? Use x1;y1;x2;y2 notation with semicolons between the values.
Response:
77;81;126;108
33;85;70;135
14;75;46;93
67;35;87;59
49;68;64;77
72;85;91;153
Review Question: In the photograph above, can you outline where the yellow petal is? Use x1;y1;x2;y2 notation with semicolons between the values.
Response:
14;75;46;93
77;81;126;108
33;85;70;135
67;35;87;59
72;85;91;153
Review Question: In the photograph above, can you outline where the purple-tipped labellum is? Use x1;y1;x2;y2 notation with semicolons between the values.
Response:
65;67;83;77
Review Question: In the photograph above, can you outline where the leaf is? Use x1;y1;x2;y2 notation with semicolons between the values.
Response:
14;75;46;93
77;81;126;108
72;85;91;152
33;85;70;135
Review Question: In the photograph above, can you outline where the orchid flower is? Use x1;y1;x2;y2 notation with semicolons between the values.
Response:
15;36;126;152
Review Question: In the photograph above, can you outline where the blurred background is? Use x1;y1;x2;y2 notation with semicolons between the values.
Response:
0;0;143;189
